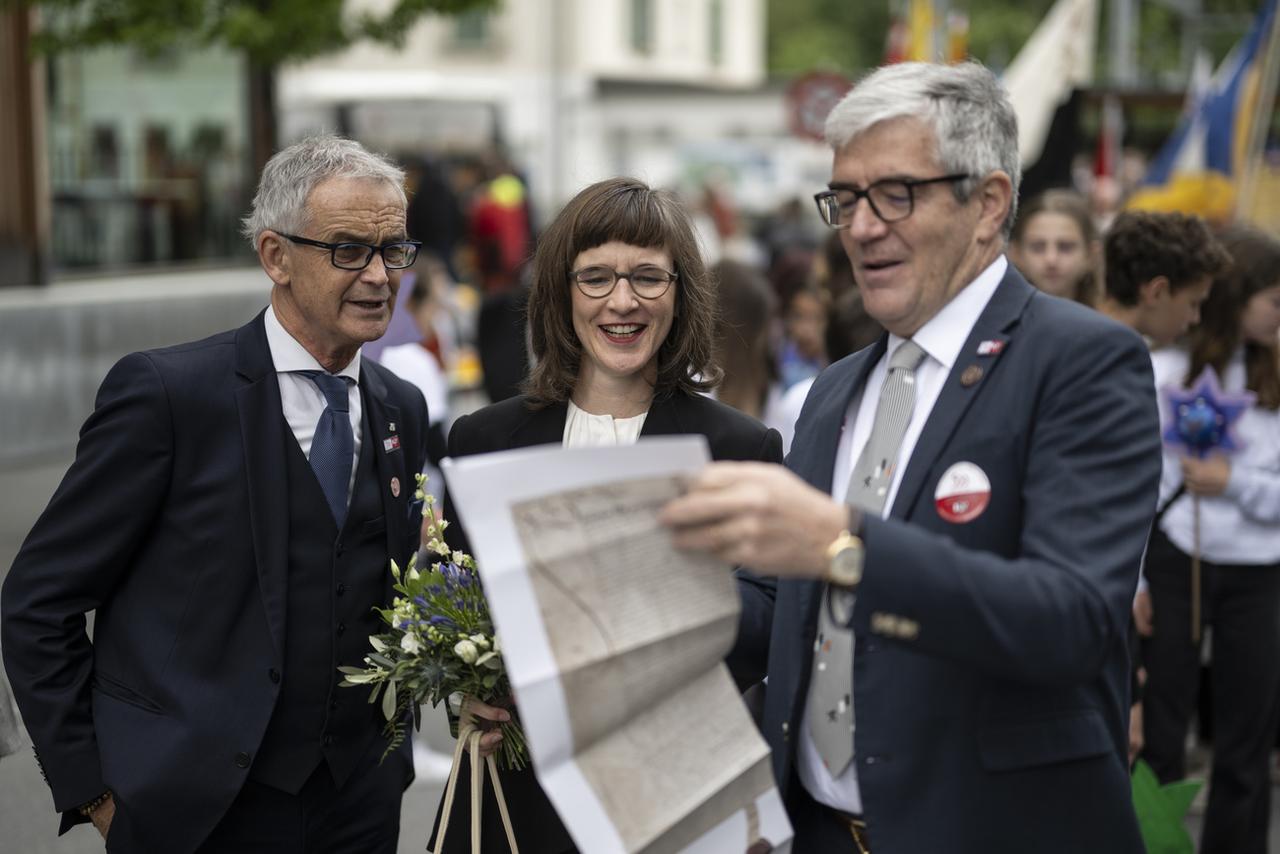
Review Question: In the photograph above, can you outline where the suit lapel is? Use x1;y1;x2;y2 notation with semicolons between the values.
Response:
361;365;409;599
639;392;687;438
786;340;887;628
235;312;290;659
507;400;569;449
890;270;1035;520
793;338;887;494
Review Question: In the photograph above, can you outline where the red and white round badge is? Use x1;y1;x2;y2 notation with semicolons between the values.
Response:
934;461;991;524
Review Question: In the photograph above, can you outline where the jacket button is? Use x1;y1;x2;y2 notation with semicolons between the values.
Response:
336;542;345;556
330;700;339;711
336;582;346;596
268;668;281;684
863;755;879;766
234;752;251;768
336;623;346;636
322;734;334;747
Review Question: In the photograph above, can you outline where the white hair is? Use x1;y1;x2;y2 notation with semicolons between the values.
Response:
241;134;407;249
824;61;1021;237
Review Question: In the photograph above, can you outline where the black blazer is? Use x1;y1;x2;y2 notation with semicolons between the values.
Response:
729;268;1160;853
430;390;783;854
0;311;428;854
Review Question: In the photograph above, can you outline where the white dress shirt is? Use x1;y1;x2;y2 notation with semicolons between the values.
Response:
798;255;1008;812
264;306;364;501
562;400;648;448
1152;346;1280;565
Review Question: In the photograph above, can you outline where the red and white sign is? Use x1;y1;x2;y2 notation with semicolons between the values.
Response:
786;71;853;142
934;461;991;524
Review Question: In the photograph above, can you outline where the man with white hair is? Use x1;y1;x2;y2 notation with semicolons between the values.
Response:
2;135;429;853
664;62;1159;852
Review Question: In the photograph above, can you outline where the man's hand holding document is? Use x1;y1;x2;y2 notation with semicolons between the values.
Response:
443;436;792;854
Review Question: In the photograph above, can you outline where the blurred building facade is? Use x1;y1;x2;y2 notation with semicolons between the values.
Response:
279;0;828;218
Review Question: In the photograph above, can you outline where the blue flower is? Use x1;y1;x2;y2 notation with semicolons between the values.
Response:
428;615;456;628
413;595;430;610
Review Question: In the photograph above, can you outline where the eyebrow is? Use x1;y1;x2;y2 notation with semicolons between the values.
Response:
827;175;920;191
328;231;408;244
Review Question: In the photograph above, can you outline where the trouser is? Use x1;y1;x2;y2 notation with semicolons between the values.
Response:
1141;527;1280;854
193;737;410;854
784;775;871;853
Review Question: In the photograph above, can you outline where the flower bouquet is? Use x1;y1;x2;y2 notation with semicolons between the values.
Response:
339;474;528;772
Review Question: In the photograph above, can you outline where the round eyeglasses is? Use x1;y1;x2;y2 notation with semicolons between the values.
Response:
279;232;422;270
570;265;677;299
813;174;971;228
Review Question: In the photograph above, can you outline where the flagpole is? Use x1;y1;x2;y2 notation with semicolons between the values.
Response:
1236;0;1280;222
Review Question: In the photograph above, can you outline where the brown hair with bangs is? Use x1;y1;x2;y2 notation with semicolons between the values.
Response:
522;177;721;407
1186;224;1280;410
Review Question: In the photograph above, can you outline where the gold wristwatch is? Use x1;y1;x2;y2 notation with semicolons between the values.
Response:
824;529;865;587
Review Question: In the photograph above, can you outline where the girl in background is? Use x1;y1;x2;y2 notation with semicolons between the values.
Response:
1010;189;1100;306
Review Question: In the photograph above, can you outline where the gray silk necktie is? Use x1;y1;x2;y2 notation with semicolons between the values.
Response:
806;338;927;776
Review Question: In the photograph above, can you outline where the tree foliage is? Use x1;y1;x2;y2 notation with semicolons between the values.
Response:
768;0;1267;83
5;0;497;66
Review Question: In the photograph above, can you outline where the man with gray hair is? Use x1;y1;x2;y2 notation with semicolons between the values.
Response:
663;62;1159;851
2;134;429;853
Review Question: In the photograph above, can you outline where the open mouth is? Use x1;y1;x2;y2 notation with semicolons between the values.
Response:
861;259;901;274
348;298;388;312
599;323;646;344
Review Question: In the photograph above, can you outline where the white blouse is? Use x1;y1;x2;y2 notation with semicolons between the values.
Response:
1153;347;1280;565
562;400;648;448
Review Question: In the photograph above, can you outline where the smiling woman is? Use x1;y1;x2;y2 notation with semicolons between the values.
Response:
430;177;784;853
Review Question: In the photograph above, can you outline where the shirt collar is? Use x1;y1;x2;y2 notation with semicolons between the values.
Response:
889;255;1007;372
264;304;362;383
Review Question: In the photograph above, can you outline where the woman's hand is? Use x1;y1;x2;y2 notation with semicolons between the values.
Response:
1181;455;1231;497
460;696;511;759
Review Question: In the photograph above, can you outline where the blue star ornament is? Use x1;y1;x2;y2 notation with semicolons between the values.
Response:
1161;367;1255;458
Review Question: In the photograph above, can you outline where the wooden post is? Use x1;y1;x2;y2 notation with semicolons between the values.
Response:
0;7;50;286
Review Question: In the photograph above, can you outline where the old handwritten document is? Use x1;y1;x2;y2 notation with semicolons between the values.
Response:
443;437;792;854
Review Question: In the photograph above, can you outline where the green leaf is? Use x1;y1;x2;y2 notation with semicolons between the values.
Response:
382;677;398;721
1131;759;1201;854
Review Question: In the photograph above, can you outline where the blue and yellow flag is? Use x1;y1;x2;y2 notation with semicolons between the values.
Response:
1127;0;1278;225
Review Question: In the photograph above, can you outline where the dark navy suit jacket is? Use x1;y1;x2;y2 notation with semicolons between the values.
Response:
728;268;1159;853
0;311;427;853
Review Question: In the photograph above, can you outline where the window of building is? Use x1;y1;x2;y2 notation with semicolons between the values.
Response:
452;10;491;48
630;0;654;54
709;0;724;66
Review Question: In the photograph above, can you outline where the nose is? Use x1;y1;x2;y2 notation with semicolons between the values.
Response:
360;250;390;285
606;275;641;311
846;197;888;240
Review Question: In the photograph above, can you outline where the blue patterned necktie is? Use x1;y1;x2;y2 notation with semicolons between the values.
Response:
298;370;354;528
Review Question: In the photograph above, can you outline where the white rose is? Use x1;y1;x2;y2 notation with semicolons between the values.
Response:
453;639;479;664
401;633;423;654
469;634;490;650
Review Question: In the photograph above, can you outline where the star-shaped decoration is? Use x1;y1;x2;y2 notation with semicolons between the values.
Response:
1161;367;1255;459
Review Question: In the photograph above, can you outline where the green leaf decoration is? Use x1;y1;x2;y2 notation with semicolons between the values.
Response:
381;678;398;721
1131;759;1202;854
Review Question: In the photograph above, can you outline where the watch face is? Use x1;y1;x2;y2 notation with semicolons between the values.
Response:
828;539;863;586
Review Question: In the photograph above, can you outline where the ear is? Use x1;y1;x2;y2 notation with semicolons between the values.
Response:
1138;276;1170;305
258;231;292;288
975;171;1013;243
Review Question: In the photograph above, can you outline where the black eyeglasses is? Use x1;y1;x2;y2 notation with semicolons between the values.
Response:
278;232;422;270
813;173;971;228
570;265;678;299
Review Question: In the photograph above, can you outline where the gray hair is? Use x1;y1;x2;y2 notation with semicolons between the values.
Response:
241;134;407;249
824;61;1020;238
